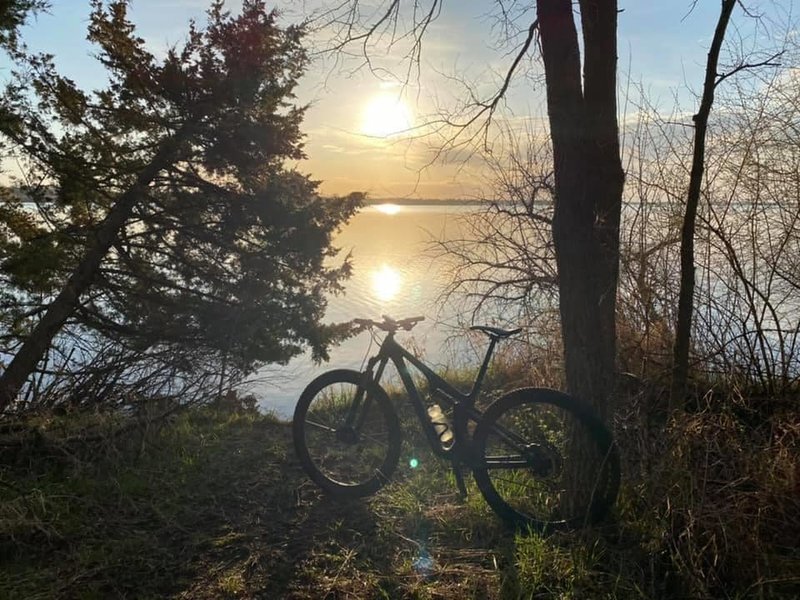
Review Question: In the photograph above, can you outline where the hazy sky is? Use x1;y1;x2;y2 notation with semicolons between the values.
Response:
5;1;785;199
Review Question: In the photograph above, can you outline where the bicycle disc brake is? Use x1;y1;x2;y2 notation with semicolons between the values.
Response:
524;442;562;479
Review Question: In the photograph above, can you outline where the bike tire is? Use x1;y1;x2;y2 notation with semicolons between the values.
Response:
293;369;402;498
472;388;620;531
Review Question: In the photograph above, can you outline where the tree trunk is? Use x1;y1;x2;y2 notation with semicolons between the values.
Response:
670;0;736;411
536;0;624;522
538;0;624;420
0;129;189;411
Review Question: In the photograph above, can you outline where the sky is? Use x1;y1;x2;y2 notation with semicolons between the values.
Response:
3;0;788;199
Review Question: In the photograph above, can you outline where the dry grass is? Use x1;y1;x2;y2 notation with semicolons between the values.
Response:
616;387;800;599
1;380;798;599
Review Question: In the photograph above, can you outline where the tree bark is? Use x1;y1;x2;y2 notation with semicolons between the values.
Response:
537;0;624;420
670;0;736;411
0;129;190;411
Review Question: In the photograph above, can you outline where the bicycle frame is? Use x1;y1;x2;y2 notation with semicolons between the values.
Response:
357;330;502;460
295;317;621;529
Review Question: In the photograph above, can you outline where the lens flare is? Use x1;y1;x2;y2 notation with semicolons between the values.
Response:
412;547;435;577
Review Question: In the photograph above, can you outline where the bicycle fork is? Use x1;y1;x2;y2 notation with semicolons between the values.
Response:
345;356;388;432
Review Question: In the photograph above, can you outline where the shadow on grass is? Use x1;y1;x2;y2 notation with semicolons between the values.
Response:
3;408;731;600
0;411;403;599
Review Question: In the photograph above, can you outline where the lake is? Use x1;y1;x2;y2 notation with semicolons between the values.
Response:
251;203;481;418
248;199;800;416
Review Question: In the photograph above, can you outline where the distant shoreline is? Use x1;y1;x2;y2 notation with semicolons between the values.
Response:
364;198;484;207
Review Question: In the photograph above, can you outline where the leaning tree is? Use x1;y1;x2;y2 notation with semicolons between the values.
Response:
0;0;360;410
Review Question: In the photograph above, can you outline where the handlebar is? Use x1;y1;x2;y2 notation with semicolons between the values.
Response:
353;315;425;332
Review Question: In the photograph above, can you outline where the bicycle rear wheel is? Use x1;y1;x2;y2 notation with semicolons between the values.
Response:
293;369;401;498
472;388;619;531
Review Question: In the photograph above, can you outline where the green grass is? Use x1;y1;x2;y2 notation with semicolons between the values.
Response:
1;397;798;599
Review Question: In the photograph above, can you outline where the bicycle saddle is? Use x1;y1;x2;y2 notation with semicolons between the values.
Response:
470;325;522;339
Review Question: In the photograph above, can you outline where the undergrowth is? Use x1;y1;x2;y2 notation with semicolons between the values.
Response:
0;372;798;598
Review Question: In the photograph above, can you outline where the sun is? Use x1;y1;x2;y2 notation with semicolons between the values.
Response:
361;94;413;138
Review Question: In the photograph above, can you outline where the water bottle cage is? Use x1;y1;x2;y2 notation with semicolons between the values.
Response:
427;404;453;445
431;419;451;441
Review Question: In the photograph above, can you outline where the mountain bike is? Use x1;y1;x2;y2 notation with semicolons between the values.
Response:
292;315;620;531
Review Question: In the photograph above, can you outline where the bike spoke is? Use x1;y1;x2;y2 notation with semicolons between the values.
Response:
305;418;337;433
357;433;389;446
473;389;619;529
299;376;398;489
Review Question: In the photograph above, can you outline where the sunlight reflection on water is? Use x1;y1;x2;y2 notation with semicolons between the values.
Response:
371;264;402;301
374;202;401;215
251;204;476;418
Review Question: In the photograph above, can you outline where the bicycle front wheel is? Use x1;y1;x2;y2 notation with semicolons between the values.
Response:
473;388;620;531
293;369;401;498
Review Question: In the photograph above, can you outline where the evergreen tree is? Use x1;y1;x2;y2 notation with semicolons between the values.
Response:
0;1;360;409
0;0;45;49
